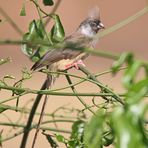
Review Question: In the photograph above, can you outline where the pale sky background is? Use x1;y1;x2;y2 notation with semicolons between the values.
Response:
0;0;148;147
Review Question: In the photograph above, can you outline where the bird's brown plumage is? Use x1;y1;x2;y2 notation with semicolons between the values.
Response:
31;7;104;86
31;33;93;71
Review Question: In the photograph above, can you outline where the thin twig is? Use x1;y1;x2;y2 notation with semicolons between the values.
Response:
0;38;147;65
65;71;95;115
98;6;148;38
31;0;53;44
78;65;125;105
45;0;62;26
0;67;127;105
0;91;28;104
0;84;136;97
30;0;51;17
0;120;72;142
0;39;119;60
0;6;23;36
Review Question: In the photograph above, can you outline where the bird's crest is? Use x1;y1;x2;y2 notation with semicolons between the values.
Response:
88;7;100;20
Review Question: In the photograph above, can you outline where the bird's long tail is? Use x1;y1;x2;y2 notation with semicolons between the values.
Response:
31;71;57;147
30;60;44;71
20;66;56;148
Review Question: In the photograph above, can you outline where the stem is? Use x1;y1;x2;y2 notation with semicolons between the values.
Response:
45;0;62;26
0;84;128;97
0;38;147;65
65;71;95;115
31;0;51;17
78;65;125;105
0;104;78;119
0;6;23;35
98;6;148;38
31;0;53;44
0;92;28;104
40;67;127;92
0;120;72;142
0;67;127;105
0;39;119;60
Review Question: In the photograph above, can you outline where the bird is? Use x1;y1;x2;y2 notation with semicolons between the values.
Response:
31;7;105;86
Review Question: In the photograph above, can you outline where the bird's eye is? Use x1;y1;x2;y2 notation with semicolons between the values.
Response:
90;22;96;27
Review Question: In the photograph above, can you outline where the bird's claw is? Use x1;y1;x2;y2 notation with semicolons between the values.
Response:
65;60;85;70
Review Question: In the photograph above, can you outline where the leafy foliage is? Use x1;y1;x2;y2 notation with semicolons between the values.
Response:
21;14;65;62
84;110;105;148
0;106;7;113
0;1;148;148
53;121;85;148
111;104;147;148
43;0;54;6
50;14;65;42
69;120;85;147
20;3;26;16
42;132;58;148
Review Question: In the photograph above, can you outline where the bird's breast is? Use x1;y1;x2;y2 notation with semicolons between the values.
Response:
55;59;75;71
50;52;88;71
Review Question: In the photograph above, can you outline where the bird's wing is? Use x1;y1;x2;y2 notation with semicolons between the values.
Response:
31;35;92;70
31;48;65;70
31;46;83;70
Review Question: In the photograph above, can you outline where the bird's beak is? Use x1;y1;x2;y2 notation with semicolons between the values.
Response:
98;22;105;29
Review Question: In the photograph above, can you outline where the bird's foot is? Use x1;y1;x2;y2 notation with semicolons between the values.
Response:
65;60;85;70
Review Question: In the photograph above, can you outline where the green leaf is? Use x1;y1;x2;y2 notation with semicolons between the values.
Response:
55;134;68;146
68;120;85;147
71;120;85;140
126;78;148;104
102;134;114;147
55;134;66;143
22;15;65;62
143;64;148;76
0;106;7;113
0;80;6;86
43;0;54;6
123;60;141;88
21;20;45;57
111;104;148;148
21;19;54;62
30;45;50;62
42;132;58;148
84;110;105;148
50;14;65;42
102;125;114;146
20;3;26;16
112;52;132;74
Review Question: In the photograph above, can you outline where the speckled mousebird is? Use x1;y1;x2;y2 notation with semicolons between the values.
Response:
31;7;105;86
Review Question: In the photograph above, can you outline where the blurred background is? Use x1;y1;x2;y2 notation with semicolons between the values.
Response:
0;0;148;147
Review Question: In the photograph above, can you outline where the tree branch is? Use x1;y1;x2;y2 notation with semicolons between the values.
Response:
78;65;125;105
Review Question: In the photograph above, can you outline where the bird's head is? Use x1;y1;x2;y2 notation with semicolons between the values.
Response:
78;7;105;37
